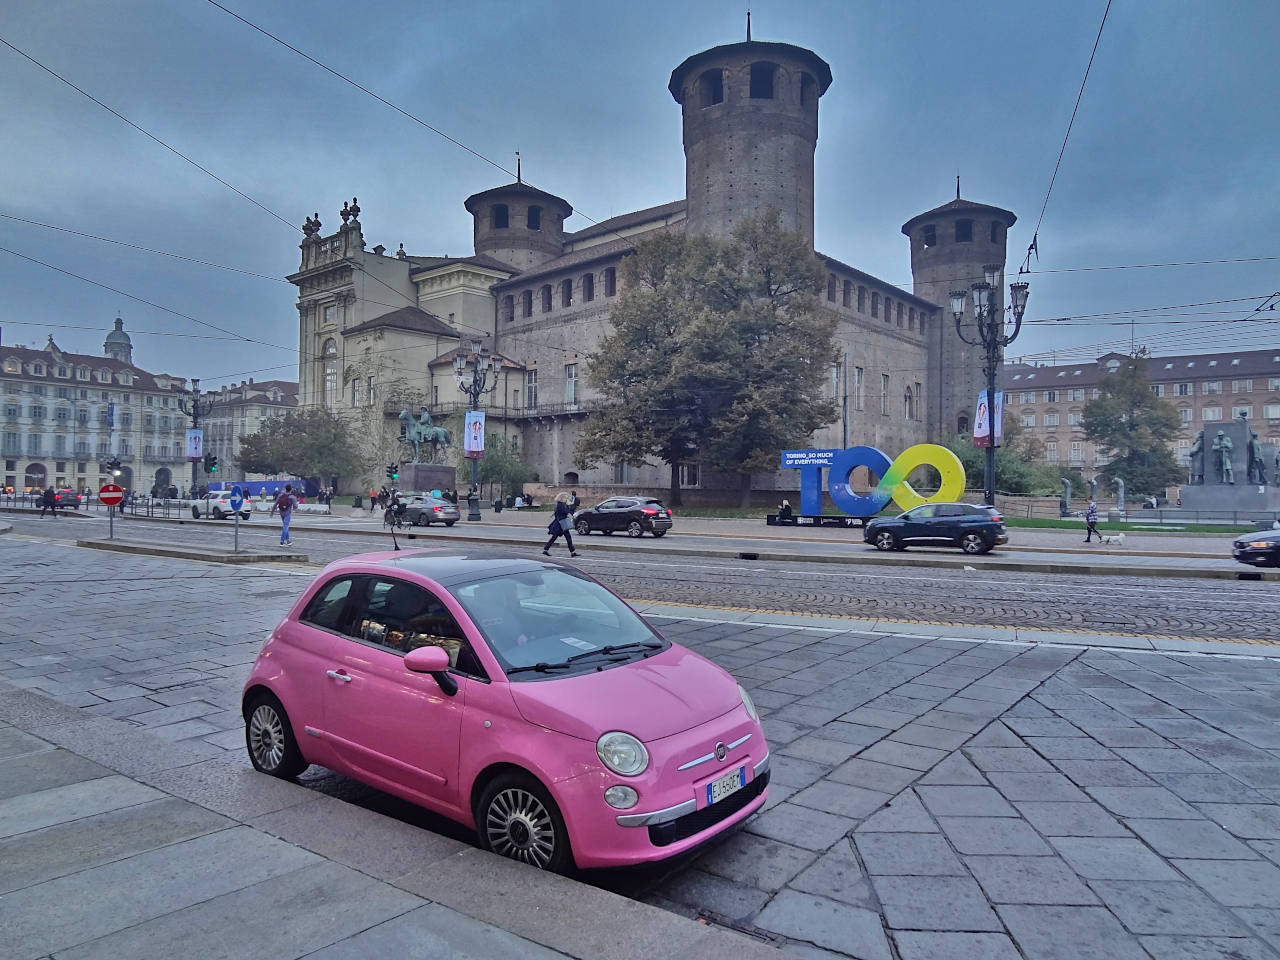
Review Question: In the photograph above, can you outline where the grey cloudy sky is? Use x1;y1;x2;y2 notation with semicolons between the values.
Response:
2;0;1277;390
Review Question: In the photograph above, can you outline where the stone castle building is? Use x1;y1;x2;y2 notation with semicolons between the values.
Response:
290;37;1017;494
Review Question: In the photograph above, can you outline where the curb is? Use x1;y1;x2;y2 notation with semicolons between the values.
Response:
75;539;307;564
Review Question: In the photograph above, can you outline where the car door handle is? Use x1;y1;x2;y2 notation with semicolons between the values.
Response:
325;670;352;683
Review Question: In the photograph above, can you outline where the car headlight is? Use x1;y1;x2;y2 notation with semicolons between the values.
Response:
1247;541;1270;549
739;683;758;722
603;785;638;809
596;731;649;777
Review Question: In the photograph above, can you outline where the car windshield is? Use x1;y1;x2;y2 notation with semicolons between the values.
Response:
449;567;667;679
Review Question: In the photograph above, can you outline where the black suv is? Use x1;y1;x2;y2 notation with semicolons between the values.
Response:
864;503;1008;554
573;497;673;538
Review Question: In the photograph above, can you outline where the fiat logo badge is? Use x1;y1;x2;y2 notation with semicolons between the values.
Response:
715;741;727;761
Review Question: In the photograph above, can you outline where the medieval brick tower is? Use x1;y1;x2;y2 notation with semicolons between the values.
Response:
668;39;832;244
902;195;1017;438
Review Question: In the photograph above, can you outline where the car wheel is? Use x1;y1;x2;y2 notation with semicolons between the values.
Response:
477;772;572;872
961;533;988;554
575;520;591;535
873;530;899;551
212;507;224;520
191;505;200;519
244;693;308;779
445;520;456;527
652;530;666;538
626;520;644;537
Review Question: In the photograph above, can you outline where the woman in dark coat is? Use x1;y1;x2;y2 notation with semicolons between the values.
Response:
543;492;579;557
39;487;58;518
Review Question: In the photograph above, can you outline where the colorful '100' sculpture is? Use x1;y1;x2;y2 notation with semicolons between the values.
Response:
781;444;968;518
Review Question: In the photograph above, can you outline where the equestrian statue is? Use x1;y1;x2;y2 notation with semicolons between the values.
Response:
398;409;452;464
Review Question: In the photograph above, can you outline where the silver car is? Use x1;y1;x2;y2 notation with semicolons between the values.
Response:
400;494;460;527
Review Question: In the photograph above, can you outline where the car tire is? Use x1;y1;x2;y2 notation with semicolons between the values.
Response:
445;520;456;527
626;520;644;538
961;533;989;554
244;693;309;779
191;505;200;519
212;507;224;520
476;772;572;873
652;530;666;538
575;520;591;535
873;530;899;551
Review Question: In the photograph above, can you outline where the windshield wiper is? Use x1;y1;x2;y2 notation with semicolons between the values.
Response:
565;641;664;663
505;661;574;675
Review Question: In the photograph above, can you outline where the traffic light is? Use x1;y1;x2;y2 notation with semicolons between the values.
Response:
208;454;219;473
386;463;399;481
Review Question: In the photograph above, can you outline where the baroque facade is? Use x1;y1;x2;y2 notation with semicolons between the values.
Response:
1;319;192;494
291;38;1015;494
199;379;298;480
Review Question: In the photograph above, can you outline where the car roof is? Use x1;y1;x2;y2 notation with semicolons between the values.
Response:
321;548;552;588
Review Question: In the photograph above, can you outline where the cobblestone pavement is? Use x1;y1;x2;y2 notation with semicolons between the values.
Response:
7;513;1279;641
3;536;1280;958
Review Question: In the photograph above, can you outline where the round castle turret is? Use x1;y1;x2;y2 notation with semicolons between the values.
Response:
464;182;572;271
902;196;1017;436
669;40;831;244
103;315;133;364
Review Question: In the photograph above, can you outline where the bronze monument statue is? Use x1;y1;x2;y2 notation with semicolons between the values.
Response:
1247;431;1267;486
398;409;452;464
1188;429;1205;485
1212;430;1234;484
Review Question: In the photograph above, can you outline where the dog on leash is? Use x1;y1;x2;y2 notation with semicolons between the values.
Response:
1098;532;1125;546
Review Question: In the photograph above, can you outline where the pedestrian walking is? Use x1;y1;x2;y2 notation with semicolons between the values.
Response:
543;492;579;558
275;484;299;546
1083;496;1099;543
39;486;58;518
567;489;580;513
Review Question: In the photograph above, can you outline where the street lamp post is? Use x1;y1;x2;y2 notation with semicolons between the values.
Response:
177;377;217;493
453;339;498;521
950;266;1030;506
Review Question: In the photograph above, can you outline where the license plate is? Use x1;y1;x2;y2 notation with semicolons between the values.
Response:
707;766;746;806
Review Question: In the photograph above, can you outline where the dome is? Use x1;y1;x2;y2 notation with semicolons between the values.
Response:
104;316;132;345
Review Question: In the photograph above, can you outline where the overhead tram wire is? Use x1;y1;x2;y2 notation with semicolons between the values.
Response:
1017;0;1113;276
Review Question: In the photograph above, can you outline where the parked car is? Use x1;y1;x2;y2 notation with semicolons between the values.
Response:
399;494;460;527
574;497;673;538
1232;529;1280;567
864;502;1008;554
191;492;252;520
241;549;768;871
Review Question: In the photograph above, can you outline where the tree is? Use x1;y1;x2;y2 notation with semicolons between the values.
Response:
576;211;836;506
1082;351;1184;497
341;358;433;492
476;434;536;497
237;407;361;482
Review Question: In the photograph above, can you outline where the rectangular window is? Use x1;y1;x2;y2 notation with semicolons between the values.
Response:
564;363;578;405
1269;378;1280;392
324;304;336;326
1070;441;1083;463
1179;408;1193;424
955;219;973;243
857;287;866;312
854;367;864;410
1044;390;1058;403
144;415;153;428
351;380;358;407
1203;381;1222;395
1232;379;1253;393
1232;405;1252;420
678;462;700;488
871;293;880;319
432;385;439;406
1264;404;1280;419
880;374;890;415
1045;441;1058;463
367;377;375;405
1044;413;1060;427
1151;384;1165;397
1067;388;1084;402
1022;414;1036;428
1068;412;1083;426
603;267;617;297
146;395;154;406
1090;388;1102;400
1201;406;1221;421
1177;382;1192;396
526;370;538;410
922;225;936;248
1021;391;1035;405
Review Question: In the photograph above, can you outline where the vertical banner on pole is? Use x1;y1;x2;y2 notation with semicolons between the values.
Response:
464;411;486;459
973;390;992;449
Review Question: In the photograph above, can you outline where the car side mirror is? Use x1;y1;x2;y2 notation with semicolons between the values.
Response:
403;646;458;696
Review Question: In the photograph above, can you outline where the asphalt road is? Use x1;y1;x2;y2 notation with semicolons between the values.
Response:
8;510;1278;642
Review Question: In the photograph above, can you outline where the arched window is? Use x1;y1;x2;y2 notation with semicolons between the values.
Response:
521;290;533;318
582;273;595;302
501;295;514;323
528;206;542;231
698;69;724;107
492;204;509;229
540;284;552;312
603;267;617;297
800;72;817;108
322;339;338;406
749;62;775;99
904;387;914;420
560;279;573;308
827;275;837;302
843;280;852;308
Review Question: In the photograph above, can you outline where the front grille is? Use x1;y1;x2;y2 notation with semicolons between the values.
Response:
648;770;769;847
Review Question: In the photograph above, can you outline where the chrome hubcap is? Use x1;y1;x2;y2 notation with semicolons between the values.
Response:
248;704;285;770
485;788;555;868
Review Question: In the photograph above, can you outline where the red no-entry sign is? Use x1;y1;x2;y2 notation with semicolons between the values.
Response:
98;483;124;506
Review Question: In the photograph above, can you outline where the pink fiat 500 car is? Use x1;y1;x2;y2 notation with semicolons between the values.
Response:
241;549;769;871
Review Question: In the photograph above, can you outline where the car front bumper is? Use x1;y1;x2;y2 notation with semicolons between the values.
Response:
1233;545;1280;567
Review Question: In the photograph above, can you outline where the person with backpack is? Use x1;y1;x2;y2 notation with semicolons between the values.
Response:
275;484;299;546
543;491;579;558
